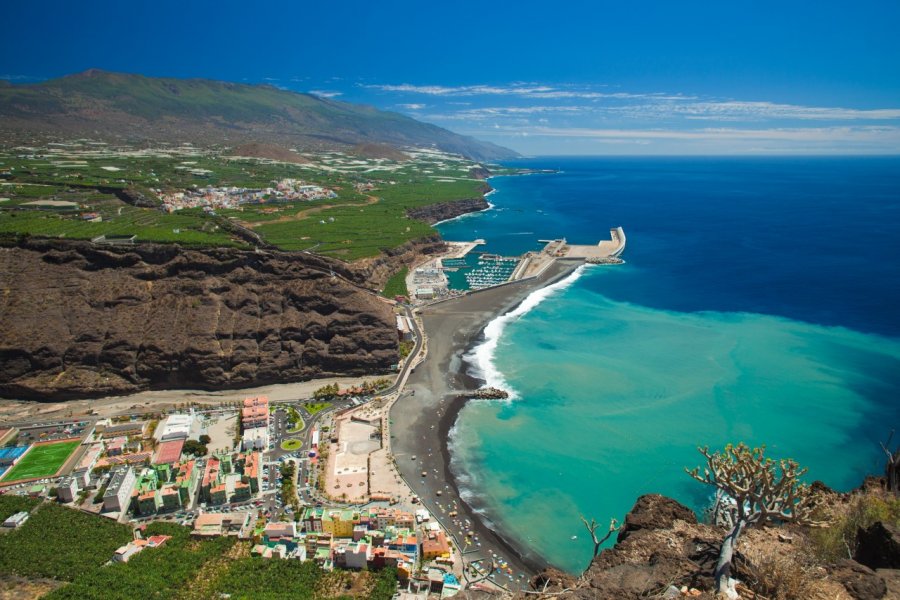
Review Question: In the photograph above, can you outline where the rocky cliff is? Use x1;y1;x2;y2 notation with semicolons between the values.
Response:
521;489;900;600
406;195;491;226
0;239;399;401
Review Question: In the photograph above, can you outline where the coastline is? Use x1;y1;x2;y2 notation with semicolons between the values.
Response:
431;187;497;228
389;259;581;586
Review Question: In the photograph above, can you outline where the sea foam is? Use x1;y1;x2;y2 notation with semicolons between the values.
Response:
465;265;589;399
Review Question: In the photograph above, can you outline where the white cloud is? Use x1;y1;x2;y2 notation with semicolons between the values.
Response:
363;82;691;100
479;124;900;144
397;103;427;110
308;90;343;98
612;100;900;121
425;105;591;120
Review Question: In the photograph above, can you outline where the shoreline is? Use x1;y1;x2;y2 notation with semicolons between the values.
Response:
389;260;581;586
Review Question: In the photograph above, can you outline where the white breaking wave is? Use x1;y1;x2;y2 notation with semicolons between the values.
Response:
465;265;588;399
447;422;497;525
432;201;495;227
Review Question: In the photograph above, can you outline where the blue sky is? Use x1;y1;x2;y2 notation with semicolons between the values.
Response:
3;0;900;154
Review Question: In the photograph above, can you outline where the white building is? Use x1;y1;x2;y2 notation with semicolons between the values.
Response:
344;542;371;569
72;443;103;488
103;466;136;513
2;511;29;528
57;476;80;503
396;315;413;341
242;426;268;451
159;413;193;441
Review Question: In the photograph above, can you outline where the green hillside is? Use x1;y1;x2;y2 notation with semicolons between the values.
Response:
0;70;516;162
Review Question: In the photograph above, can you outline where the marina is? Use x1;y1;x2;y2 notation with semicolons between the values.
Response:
408;227;627;303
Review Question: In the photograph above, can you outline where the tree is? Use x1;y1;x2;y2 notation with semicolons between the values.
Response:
686;443;819;599
199;434;211;445
182;440;208;456
580;516;619;561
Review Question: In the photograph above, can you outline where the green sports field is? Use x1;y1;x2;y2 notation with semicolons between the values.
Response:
1;441;81;482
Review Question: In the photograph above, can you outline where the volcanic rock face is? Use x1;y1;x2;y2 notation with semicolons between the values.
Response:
406;196;490;225
0;240;399;400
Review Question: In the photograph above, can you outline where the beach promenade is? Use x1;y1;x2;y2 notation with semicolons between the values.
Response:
389;260;580;587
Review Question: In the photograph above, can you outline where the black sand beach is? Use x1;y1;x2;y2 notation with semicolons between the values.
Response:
389;261;580;589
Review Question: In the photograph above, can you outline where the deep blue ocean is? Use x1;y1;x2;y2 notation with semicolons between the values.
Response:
437;157;900;573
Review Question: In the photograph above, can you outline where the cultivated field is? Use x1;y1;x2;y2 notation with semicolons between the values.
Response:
0;143;499;260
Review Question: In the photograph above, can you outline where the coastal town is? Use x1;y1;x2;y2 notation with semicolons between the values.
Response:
0;382;476;597
157;178;338;212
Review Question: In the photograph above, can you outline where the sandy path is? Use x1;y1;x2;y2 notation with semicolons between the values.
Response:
0;376;384;425
243;195;379;229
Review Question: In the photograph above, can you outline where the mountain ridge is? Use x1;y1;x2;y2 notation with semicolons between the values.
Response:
0;69;517;161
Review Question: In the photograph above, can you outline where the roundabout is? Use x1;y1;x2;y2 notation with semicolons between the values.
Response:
281;439;303;451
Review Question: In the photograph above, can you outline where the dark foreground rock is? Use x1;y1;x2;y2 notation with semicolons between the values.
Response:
829;560;887;600
856;521;900;570
0;239;399;400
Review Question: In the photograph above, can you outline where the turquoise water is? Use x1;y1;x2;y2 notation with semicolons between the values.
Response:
440;157;900;573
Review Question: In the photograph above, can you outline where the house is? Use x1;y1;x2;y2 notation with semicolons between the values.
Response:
112;534;170;563
113;540;146;563
341;541;371;570
322;509;360;538
372;507;416;530
263;522;300;554
264;522;297;539
386;529;418;561
302;506;324;532
422;530;451;560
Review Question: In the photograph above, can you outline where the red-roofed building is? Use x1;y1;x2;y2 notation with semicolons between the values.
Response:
422;530;451;560
106;436;127;456
201;456;221;502
147;535;171;547
241;396;269;430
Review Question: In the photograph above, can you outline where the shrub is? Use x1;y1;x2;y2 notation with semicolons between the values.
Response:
742;546;822;600
806;491;900;563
